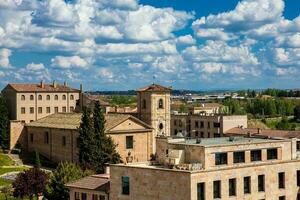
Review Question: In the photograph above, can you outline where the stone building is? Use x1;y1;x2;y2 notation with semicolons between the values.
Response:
137;84;171;153
1;81;81;123
188;103;223;115
66;174;110;200
25;113;153;163
171;113;247;138
110;135;300;200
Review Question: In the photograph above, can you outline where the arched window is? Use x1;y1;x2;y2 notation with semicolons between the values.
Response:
62;95;66;100
30;95;34;100
159;123;164;130
158;99;164;109
70;95;74;100
38;95;42;100
142;99;146;109
46;95;50;100
55;95;58;100
21;95;25;100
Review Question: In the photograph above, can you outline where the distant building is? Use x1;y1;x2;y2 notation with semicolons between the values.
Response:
110;135;300;200
26;113;153;163
76;93;109;113
188;103;223;115
1;81;81;123
66;174;110;200
171;113;247;138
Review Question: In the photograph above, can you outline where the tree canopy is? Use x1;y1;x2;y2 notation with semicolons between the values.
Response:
0;95;9;150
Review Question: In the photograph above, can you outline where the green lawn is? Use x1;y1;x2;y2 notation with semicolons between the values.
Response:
0;167;29;176
0;178;12;187
0;154;14;166
0;193;32;200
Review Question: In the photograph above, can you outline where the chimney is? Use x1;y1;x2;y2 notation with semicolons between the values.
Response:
64;81;67;87
80;84;83;92
104;165;110;175
247;131;252;137
53;80;57;88
40;80;45;88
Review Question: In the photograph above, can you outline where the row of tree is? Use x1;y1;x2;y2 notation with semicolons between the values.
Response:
262;88;300;97
221;98;297;117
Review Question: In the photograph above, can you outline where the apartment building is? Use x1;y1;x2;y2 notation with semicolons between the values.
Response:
171;113;247;138
1;81;81;123
110;135;300;200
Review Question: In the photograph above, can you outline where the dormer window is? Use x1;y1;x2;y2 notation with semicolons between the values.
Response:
158;99;163;109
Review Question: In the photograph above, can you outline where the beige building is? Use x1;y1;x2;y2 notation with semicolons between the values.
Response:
66;174;110;200
171;113;247;138
1;81;81;123
137;84;171;153
110;135;300;200
26;113;153;163
188;103;223;115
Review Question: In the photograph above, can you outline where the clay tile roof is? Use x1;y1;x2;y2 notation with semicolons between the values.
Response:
225;127;300;139
5;83;80;92
26;112;152;131
66;174;110;191
137;84;171;92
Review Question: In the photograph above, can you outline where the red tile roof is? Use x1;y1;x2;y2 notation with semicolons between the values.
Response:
137;84;171;92
225;127;300;139
4;83;80;92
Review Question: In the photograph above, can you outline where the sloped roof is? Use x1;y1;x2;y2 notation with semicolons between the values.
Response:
225;127;300;139
66;174;110;191
4;83;80;92
137;84;171;92
26;112;152;131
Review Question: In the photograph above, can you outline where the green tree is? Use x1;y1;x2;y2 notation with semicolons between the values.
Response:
294;105;300;121
276;116;291;130
35;151;41;168
78;107;94;169
0;95;9;150
44;162;91;200
93;101;121;173
179;104;188;113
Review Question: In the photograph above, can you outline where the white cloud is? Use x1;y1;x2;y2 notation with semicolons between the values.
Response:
98;68;114;80
26;63;45;71
152;55;185;73
51;56;90;69
0;48;12;68
176;35;196;45
276;67;297;76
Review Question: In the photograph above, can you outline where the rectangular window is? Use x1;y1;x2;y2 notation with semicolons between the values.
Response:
122;176;130;195
30;134;33;143
278;172;285;189
126;136;133;149
267;148;278;160
244;176;251;194
62;106;66;113
297;141;300;151
215;153;227;165
30;107;34;114
297;170;300;186
258;175;265;192
21;107;25;114
251;150;261;161
174;120;177;126
70;106;74;112
46;107;51;113
297;193;300;200
279;196;285;200
74;192;80;200
81;193;87;200
233;151;245;163
213;133;220;138
92;194;98;200
99;195;105;200
229;178;236;196
62;136;66;146
44;132;49;144
213;180;221;199
38;107;42;114
200;121;204;128
195;121;199;128
207;122;210;128
55;107;59;113
200;132;204;137
197;182;205;200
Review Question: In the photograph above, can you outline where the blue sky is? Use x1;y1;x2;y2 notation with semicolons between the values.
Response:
0;0;299;91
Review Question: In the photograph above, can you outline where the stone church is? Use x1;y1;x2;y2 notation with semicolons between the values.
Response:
3;83;172;163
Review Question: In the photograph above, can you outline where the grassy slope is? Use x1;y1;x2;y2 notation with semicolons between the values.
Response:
0;154;13;166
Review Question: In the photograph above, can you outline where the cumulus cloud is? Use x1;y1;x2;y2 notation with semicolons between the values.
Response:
51;56;90;69
26;63;45;71
98;68;114;80
0;48;12;68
